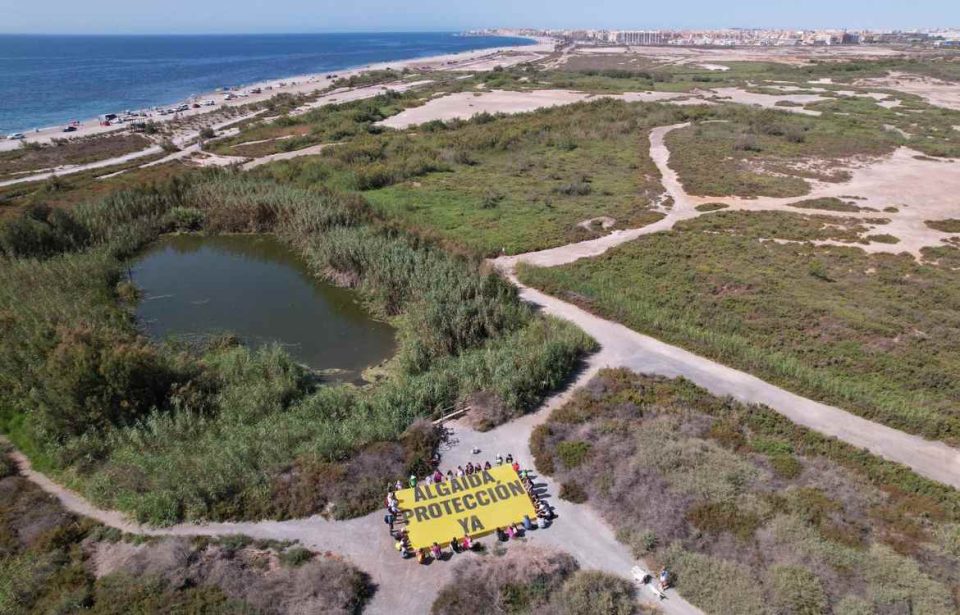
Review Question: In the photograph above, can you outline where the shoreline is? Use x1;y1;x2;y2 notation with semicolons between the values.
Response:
0;35;552;150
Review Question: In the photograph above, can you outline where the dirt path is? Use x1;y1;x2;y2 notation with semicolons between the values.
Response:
6;374;702;615
0;145;163;188
8;122;959;615
241;143;330;170
493;124;960;489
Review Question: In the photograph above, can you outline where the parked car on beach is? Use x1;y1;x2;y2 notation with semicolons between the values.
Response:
7;133;25;140
62;125;77;132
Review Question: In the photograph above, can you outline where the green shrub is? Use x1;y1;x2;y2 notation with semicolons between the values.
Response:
530;425;555;475
686;501;761;540
661;545;767;615
555;440;592;469
555;571;637;615
695;202;728;212
925;219;960;233
770;565;828;615
0;203;90;258
279;546;314;567
559;481;588;503
162;206;204;231
770;453;803;479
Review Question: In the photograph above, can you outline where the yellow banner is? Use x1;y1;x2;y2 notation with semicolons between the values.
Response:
395;464;536;549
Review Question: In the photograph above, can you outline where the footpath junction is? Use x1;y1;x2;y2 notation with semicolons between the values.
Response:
383;456;555;562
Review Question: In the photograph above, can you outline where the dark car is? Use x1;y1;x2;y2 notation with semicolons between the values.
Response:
62;125;78;132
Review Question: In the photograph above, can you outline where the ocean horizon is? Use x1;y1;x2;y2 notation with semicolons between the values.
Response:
0;32;533;134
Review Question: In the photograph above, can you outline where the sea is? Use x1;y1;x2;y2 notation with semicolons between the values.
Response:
0;32;533;134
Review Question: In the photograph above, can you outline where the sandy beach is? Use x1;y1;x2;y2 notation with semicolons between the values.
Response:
0;36;554;153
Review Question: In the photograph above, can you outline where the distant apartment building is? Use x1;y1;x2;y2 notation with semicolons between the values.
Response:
610;30;668;45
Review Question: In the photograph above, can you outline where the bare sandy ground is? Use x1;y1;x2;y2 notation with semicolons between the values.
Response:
379;89;697;129
575;44;910;66
379;84;854;129
381;90;958;257
707;87;828;115
240;143;330;170
855;72;960;111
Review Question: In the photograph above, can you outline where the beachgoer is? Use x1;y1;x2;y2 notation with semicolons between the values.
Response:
505;453;513;464
446;470;454;480
409;474;417;488
462;535;473;550
496;527;508;542
496;454;503;466
659;568;670;590
484;461;492;470
450;537;461;553
417;548;427;564
384;512;395;530
522;515;534;531
431;542;443;560
395;480;403;491
433;470;443;483
456;466;465;478
505;525;516;539
512;461;520;473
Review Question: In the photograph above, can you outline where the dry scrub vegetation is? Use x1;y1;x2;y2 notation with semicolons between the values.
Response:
431;544;649;615
530;369;960;615
0;134;153;180
359;99;683;255
520;212;960;443
0;447;371;614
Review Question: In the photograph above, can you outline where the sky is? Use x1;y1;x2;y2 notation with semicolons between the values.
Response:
1;0;957;35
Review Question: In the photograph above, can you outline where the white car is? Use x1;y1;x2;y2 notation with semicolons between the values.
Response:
203;99;216;106
7;133;25;140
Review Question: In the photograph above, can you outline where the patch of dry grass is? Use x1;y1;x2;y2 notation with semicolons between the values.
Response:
532;369;960;615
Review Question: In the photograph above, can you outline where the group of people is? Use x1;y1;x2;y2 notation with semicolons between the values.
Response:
519;469;555;522
383;453;555;564
393;532;478;562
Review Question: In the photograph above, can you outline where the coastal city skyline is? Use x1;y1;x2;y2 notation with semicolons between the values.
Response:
2;0;959;34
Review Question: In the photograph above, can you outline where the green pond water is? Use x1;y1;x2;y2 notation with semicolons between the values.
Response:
131;234;395;380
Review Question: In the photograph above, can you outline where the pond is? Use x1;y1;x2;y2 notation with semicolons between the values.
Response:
131;234;395;381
